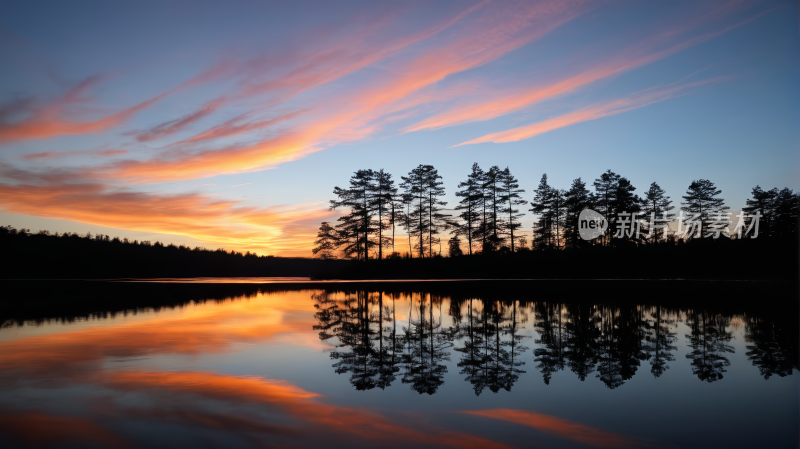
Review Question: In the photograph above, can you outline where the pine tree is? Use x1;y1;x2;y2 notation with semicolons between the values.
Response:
388;188;405;255
772;188;799;240
482;166;503;251
402;193;414;257
312;222;339;259
611;177;642;244
370;169;396;259
593;170;620;246
455;163;484;255
424;166;448;257
551;188;566;249
497;167;527;252
681;179;729;239
530;174;553;249
563;178;592;249
330;169;377;260
742;186;777;238
641;182;675;243
400;165;447;258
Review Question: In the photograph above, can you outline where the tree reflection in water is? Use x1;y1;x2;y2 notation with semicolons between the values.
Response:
745;316;797;380
312;291;798;394
685;310;735;382
401;293;453;395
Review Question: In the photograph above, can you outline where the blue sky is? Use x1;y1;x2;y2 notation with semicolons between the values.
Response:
0;0;797;255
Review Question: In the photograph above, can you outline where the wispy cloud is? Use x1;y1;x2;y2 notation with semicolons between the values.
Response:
230;183;251;187
406;8;770;134
88;1;591;184
21;148;128;160
133;97;226;142
453;77;727;147
0;62;231;144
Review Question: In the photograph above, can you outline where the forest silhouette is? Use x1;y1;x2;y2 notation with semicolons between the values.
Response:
317;164;798;258
311;164;798;280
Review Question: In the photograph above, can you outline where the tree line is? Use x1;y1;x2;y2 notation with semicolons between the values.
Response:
0;226;352;278
314;164;799;259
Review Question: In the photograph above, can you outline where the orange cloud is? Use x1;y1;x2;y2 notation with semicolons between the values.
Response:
462;409;675;449
0;62;231;144
406;9;770;133
345;0;591;113
93;1;590;184
0;168;336;255
233;1;490;102
453;77;726;146
170;109;305;146
0;79;167;143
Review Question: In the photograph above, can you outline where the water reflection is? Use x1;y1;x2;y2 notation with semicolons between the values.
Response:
0;282;797;448
313;291;799;393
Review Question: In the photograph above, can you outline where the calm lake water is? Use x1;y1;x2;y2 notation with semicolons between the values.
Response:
0;281;797;448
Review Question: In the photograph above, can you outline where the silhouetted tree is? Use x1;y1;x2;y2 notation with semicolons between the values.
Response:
498;167;527;252
772;188;799;240
641;182;675;243
331;170;378;260
401;165;447;258
482;166;503;251
563;178;593;249
745;186;800;240
455;163;484;255
742;186;776;238
370;169;397;259
681;179;729;239
611;177;643;245
312;222;339;259
593;170;620;246
530;174;554;250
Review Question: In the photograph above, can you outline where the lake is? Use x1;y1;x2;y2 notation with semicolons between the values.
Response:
0;280;797;448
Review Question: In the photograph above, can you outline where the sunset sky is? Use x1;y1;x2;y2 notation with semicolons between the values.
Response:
0;1;797;256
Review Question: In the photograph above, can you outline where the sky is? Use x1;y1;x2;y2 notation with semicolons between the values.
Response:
0;0;797;256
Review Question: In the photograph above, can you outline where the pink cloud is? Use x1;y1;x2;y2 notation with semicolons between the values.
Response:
453;77;727;147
